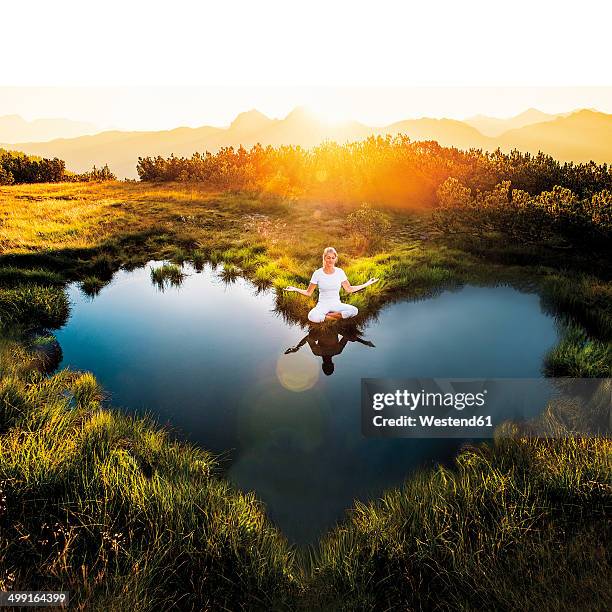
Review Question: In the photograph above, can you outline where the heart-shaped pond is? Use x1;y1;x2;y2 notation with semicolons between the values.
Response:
54;262;560;543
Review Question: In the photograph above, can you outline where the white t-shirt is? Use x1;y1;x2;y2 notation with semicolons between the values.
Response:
310;267;348;303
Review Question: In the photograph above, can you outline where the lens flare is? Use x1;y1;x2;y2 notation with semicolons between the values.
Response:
276;352;319;392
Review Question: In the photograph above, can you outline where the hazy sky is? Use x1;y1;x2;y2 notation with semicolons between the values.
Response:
2;1;611;130
2;87;612;131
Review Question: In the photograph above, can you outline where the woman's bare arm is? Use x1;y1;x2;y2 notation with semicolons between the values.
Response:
284;334;310;354
341;278;379;294
283;283;317;297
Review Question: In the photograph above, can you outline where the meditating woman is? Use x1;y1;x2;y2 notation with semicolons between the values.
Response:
284;246;378;323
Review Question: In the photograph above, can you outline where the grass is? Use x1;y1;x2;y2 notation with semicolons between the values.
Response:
0;284;69;330
0;363;297;610
541;272;612;341
190;249;207;271
0;266;64;287
220;262;240;283
307;433;611;611
252;261;280;286
544;324;612;377
80;275;107;297
150;263;185;291
0;180;610;609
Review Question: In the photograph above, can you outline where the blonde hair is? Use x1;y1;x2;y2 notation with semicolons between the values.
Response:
322;246;338;264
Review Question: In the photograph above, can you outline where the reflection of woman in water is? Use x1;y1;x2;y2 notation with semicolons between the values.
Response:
285;326;375;376
283;246;378;323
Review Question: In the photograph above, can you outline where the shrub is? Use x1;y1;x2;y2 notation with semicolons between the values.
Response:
346;203;391;248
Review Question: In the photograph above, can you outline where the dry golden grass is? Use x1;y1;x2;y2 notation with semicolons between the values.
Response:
0;181;420;265
0;182;234;254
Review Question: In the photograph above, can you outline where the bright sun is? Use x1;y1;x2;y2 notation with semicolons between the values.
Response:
305;103;351;125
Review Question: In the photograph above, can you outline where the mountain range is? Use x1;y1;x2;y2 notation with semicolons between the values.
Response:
1;108;610;179
0;115;98;143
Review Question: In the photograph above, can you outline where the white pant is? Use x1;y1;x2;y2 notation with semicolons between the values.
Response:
308;301;359;323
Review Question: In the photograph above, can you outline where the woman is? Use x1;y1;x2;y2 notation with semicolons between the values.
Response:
284;247;378;323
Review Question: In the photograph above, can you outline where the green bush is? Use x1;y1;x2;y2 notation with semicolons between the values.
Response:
433;178;611;249
346;203;391;247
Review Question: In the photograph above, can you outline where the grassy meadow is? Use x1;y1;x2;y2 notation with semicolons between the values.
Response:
0;180;610;610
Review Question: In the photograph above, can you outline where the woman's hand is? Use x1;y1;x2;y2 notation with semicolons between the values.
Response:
343;277;380;294
284;284;315;297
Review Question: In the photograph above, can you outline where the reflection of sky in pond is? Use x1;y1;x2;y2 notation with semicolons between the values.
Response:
55;262;560;544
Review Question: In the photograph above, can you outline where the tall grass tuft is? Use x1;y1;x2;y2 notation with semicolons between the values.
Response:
220;263;240;283
80;275;107;297
253;261;281;287
190;249;207;271
169;246;189;265
150;264;185;291
544;323;612;377
71;371;104;408
0;285;69;329
541;273;612;340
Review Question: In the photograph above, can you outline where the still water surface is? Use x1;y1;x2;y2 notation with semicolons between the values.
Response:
55;262;560;543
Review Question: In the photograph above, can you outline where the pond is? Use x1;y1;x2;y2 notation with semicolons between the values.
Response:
54;262;560;544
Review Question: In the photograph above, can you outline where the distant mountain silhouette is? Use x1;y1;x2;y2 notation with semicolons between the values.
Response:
3;107;611;179
497;109;612;164
465;108;562;137
0;114;99;143
259;106;372;147
229;109;275;136
382;117;485;150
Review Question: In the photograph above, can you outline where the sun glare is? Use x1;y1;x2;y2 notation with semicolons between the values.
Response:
305;103;351;126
